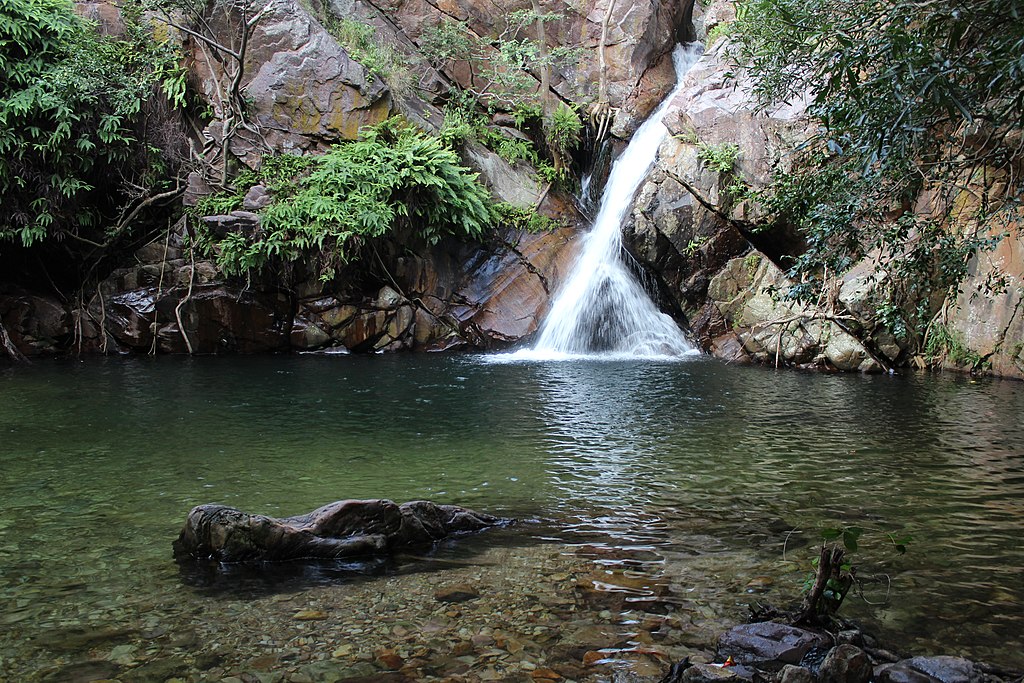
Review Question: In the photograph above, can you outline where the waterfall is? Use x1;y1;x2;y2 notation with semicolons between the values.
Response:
526;43;703;360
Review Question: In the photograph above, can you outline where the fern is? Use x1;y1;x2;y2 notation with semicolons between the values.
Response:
207;118;492;279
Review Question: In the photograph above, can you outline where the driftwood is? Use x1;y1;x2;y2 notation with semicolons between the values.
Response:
173;499;506;563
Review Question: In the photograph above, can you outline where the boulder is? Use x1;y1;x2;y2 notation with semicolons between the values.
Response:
173;499;507;563
718;622;829;666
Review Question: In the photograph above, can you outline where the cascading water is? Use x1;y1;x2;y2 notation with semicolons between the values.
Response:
528;43;703;360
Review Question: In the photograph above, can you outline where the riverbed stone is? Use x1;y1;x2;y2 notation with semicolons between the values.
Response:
121;655;189;682
875;656;984;683
718;622;829;665
40;659;120;683
778;664;815;683
819;644;872;683
434;584;480;603
682;662;756;683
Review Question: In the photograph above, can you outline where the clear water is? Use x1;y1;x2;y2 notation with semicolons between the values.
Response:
531;44;702;358
1;356;1023;680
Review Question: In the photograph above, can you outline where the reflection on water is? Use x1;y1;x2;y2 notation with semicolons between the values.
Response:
1;356;1023;678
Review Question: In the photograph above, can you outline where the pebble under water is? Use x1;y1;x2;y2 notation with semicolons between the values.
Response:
1;354;1022;681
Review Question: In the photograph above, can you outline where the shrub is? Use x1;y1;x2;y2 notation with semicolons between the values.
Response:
0;0;185;247
202;119;493;279
696;141;740;174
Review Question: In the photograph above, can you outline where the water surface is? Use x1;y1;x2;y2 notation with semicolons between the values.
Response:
1;355;1022;679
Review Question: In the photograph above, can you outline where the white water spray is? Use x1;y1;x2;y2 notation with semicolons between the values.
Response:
523;43;703;360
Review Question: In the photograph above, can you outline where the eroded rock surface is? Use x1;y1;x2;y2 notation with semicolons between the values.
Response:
173;499;506;563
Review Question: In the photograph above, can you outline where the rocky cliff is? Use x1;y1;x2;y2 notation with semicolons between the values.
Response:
1;0;684;358
2;0;1020;379
621;0;1022;379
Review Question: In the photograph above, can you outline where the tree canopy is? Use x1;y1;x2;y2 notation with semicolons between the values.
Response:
729;0;1024;339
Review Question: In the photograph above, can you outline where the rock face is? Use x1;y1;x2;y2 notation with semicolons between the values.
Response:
620;0;1022;379
703;253;880;371
0;289;72;357
622;4;830;368
942;214;1024;378
173;499;506;563
188;0;392;169
1;212;577;358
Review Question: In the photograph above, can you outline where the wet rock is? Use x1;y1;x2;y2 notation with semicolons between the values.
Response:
121;655;189;682
744;576;774;593
291;317;332;351
875;656;984;683
718;622;829;665
682;662;755;683
530;667;563;681
837;630;865;647
434;584;480;603
173;499;507;563
819;644;872;683
376;648;404;670
34;625;135;651
157;285;292;354
292;609;328;621
0;290;72;357
40;659;120;683
778;664;815;683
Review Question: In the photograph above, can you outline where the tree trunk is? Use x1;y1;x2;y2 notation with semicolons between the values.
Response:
0;319;28;362
797;544;846;624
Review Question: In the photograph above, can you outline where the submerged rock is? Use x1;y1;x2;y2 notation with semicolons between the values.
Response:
875;656;985;683
173;499;506;563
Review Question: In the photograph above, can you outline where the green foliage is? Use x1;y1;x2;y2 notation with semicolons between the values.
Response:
696;141;740;173
421;12;583;180
684;236;709;257
419;18;475;70
439;93;541;167
544;103;582;161
491;202;560;233
202;119;493;279
419;14;581;110
729;0;1024;344
0;0;185;247
322;16;414;94
924;322;987;370
705;22;733;46
799;525;910;619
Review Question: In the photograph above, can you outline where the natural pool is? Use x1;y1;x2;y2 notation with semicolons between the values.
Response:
1;355;1022;681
